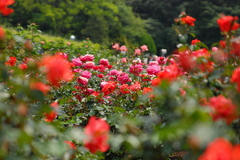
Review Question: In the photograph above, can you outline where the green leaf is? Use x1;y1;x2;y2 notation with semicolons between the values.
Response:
196;42;209;49
113;107;126;113
189;33;196;38
208;68;224;81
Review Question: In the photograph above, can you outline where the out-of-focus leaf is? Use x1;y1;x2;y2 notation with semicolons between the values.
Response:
178;34;188;43
196;42;209;49
189;33;196;38
208;68;224;81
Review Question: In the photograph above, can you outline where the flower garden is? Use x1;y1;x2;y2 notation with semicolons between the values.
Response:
1;1;240;160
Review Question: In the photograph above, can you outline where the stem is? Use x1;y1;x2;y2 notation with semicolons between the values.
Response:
31;27;34;42
226;33;232;64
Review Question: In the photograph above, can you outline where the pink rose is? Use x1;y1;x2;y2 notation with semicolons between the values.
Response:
146;65;160;75
212;47;219;52
157;57;166;65
140;45;148;52
81;71;92;79
73;68;82;73
58;52;68;59
129;64;143;75
121;58;127;63
149;61;158;66
117;72;132;84
119;45;128;52
99;58;109;66
109;69;120;76
72;57;82;66
112;43;120;50
86;88;94;95
83;61;95;69
134;48;141;55
80;54;94;62
77;76;88;85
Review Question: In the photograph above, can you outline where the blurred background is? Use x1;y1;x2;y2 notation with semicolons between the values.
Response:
2;0;239;55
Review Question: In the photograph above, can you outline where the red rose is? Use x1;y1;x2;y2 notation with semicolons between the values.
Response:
198;138;233;160
5;56;17;66
0;0;15;16
208;95;238;124
119;84;130;94
217;15;240;32
40;54;73;87
102;81;116;96
191;39;201;45
84;116;110;154
198;138;240;160
19;64;28;70
181;15;196;26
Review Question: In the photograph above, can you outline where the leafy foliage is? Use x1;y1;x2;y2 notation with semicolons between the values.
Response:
1;2;240;160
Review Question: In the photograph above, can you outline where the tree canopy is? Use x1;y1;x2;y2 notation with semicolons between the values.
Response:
3;0;240;55
127;0;240;54
6;0;155;52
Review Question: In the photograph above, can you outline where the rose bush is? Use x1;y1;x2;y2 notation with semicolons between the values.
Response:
0;2;240;160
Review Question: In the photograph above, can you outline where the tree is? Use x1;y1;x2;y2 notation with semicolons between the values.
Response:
8;0;148;49
126;0;240;54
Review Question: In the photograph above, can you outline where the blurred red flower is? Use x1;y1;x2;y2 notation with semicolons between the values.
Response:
30;82;50;95
102;81;116;96
40;54;73;87
142;87;154;98
19;64;28;70
119;84;130;94
178;52;197;71
84;116;110;154
217;15;239;32
151;77;161;86
44;102;59;122
231;37;240;57
181;15;196;26
231;67;240;92
208;95;238;124
64;140;77;150
219;40;226;48
198;60;215;73
157;63;180;82
44;111;57;122
5;56;17;66
0;0;14;16
232;145;240;160
129;81;141;91
191;39;201;45
198;138;233;160
198;138;240;160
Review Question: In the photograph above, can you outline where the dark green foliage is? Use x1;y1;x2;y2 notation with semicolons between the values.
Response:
3;0;240;55
6;0;148;49
126;0;240;54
